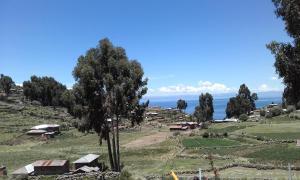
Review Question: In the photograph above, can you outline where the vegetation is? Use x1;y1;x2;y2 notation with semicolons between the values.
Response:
267;0;300;106
176;99;187;112
0;74;15;95
194;93;214;123
239;114;248;121
226;84;258;118
182;138;240;148
71;38;148;172
23;76;66;107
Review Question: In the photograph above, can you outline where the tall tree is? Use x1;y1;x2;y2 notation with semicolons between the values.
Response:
23;76;66;106
177;99;187;112
226;84;258;118
194;93;214;123
267;0;300;105
72;38;147;172
0;74;15;95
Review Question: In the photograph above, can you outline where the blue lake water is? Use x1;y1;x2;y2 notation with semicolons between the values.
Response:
148;96;282;120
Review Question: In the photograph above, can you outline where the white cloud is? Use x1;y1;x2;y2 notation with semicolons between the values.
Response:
150;81;234;96
257;84;281;92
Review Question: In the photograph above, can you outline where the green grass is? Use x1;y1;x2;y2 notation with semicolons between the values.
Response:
245;144;300;164
182;138;240;148
253;132;300;140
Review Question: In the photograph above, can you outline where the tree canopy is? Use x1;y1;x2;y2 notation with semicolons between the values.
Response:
177;99;187;112
0;74;15;94
71;38;148;171
226;84;258;118
194;93;214;123
267;0;300;105
23;76;66;106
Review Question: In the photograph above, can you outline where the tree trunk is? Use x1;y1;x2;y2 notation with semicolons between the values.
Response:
111;119;118;171
116;116;120;171
106;129;114;170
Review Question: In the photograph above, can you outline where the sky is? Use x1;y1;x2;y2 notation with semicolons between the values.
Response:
0;0;291;97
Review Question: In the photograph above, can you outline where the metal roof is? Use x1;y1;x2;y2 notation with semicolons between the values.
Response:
73;154;100;164
27;130;47;134
12;164;34;175
32;160;68;167
77;166;99;173
31;124;60;130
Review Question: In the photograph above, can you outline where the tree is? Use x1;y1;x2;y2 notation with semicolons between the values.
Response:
194;93;214;123
0;74;15;94
267;0;300;106
23;76;66;106
177;99;187;112
226;84;258;118
72;38;147;172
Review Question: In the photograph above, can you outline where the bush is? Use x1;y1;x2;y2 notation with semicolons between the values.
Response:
287;105;296;113
297;101;300;110
173;131;180;137
270;106;282;117
223;132;228;137
203;132;209;138
239;114;248;121
119;170;134;180
265;113;273;119
260;110;266;117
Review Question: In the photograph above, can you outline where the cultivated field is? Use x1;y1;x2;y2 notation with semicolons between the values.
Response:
1;99;300;179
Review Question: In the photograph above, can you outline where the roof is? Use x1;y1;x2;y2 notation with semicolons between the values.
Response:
32;160;68;167
31;124;60;130
12;164;34;175
27;130;47;134
73;154;100;164
74;166;99;173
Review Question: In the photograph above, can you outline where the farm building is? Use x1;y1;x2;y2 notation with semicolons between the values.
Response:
73;166;100;174
169;125;188;131
0;166;7;176
73;154;100;169
26;129;47;135
173;122;198;129
12;164;34;178
31;124;60;133
32;160;69;175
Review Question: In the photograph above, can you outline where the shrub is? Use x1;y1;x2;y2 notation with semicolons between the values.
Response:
119;170;134;180
260;110;266;117
287;105;296;113
239;114;248;121
297;101;300;110
270;106;282;117
203;132;209;138
223;132;228;137
202;122;209;129
173;131;180;137
265;113;273;119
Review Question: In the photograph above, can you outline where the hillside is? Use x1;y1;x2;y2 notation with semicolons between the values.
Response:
1;91;300;179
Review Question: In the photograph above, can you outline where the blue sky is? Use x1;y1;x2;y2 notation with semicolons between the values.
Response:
0;0;290;96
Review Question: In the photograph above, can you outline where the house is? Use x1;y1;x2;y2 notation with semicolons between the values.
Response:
297;139;300;147
73;166;99;174
26;129;47;135
31;124;60;134
73;154;100;169
32;160;69;175
0;166;7;176
169;125;188;131
12;164;34;178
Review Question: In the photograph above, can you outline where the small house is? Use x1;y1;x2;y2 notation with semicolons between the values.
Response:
12;164;34;178
31;124;60;134
26;129;47;135
73;166;99;174
297;139;300;147
73;154;100;169
169;125;188;131
33;160;69;175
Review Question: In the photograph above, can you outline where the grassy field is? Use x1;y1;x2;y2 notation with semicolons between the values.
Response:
1;100;300;179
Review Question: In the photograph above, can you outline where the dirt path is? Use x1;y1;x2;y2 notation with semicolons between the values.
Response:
123;131;171;149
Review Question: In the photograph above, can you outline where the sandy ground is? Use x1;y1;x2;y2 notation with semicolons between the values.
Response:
123;131;171;149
